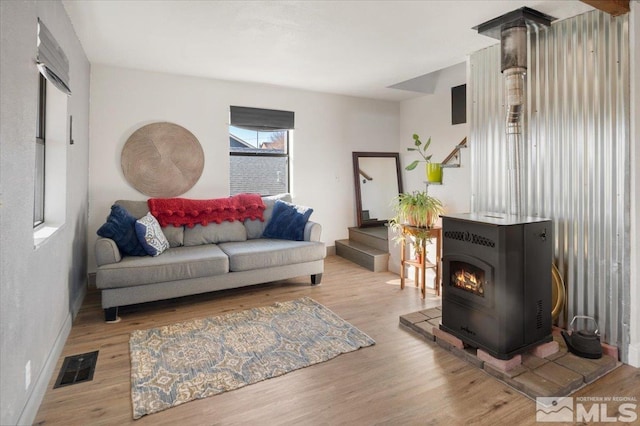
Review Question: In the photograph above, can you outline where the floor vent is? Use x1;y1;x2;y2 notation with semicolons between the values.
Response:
54;351;98;388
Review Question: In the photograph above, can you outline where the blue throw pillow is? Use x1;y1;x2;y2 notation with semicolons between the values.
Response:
135;212;170;256
97;204;147;256
262;200;313;241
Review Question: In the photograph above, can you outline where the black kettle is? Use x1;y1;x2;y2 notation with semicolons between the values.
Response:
561;316;603;359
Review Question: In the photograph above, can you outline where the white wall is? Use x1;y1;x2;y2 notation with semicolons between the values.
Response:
0;1;91;424
389;63;469;274
399;62;470;213
88;65;400;271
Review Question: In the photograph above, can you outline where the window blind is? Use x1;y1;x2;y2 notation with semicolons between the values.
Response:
37;18;71;95
230;106;294;131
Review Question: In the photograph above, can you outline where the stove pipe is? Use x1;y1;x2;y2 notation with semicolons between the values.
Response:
501;23;527;217
474;7;554;217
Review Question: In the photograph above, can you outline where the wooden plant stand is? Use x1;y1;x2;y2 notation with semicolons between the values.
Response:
400;225;442;298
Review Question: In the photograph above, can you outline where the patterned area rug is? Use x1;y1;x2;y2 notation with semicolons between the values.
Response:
129;297;375;419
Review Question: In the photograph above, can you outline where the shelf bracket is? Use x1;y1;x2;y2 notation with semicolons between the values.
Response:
441;137;468;168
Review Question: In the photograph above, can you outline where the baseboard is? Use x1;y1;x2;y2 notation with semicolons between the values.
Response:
71;283;87;319
627;342;640;368
87;272;97;289
326;245;336;256
17;312;72;425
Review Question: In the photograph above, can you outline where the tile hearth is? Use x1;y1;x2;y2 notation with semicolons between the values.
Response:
400;307;619;399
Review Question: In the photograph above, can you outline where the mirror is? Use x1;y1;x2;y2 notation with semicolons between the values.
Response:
352;152;403;227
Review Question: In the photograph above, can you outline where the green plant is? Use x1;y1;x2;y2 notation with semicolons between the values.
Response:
389;191;444;252
389;191;444;229
389;191;444;254
405;133;433;171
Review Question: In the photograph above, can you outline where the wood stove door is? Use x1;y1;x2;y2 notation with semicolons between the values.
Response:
442;254;494;312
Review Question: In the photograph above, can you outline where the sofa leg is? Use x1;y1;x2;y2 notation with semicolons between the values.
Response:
104;307;120;323
311;274;322;285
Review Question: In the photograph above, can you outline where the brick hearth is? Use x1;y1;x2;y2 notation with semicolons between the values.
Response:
399;307;618;399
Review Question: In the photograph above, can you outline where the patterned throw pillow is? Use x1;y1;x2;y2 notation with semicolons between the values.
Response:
97;204;148;256
135;212;170;256
262;200;313;241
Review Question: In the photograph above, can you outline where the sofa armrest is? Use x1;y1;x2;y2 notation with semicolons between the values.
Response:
95;238;121;266
304;221;322;242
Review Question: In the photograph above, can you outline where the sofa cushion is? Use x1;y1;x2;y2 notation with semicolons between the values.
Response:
245;193;292;239
96;245;229;289
161;226;185;248
115;200;184;247
183;222;247;246
97;204;147;256
218;239;326;272
135;212;170;256
262;200;313;241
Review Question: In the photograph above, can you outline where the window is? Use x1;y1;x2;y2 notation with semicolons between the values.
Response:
229;106;294;196
34;73;46;227
33;18;70;245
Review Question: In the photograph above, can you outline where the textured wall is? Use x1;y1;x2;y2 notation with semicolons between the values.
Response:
469;10;632;361
629;1;640;368
0;1;90;424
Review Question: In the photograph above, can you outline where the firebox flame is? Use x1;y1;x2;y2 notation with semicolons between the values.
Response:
453;268;484;295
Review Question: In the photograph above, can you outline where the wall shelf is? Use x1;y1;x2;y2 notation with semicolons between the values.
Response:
423;137;469;187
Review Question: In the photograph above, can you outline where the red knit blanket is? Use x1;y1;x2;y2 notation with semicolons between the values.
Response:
148;193;265;227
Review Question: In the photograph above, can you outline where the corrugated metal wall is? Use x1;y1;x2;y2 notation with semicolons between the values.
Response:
469;10;630;360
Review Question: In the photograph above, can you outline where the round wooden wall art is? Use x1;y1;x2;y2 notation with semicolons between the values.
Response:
121;122;204;197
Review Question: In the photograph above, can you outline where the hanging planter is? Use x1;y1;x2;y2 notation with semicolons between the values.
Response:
426;162;443;184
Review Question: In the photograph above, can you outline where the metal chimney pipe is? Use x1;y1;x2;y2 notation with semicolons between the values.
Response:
474;8;554;216
501;23;527;217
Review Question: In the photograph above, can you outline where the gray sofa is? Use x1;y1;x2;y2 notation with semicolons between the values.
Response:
95;194;326;322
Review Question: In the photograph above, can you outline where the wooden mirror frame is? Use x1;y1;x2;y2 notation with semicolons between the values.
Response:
352;152;404;228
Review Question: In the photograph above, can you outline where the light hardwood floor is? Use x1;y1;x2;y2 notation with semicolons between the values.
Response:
35;256;639;425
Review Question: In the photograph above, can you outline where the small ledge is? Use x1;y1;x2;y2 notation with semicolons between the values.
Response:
34;224;63;249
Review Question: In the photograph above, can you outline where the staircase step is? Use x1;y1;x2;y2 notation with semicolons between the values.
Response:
335;239;389;272
348;226;389;251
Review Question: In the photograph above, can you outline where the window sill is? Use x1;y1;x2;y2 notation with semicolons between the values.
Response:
33;224;64;249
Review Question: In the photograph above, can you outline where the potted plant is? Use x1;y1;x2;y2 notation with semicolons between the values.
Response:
390;191;443;228
389;190;444;250
405;134;442;184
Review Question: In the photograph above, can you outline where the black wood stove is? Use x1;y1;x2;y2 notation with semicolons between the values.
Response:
440;212;553;359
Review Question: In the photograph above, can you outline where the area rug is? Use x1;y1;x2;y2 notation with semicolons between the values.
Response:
129;297;375;419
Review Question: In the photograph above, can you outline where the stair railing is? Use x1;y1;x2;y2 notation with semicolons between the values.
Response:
440;137;468;168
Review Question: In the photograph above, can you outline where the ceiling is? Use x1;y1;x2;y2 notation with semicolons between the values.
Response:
62;0;594;101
